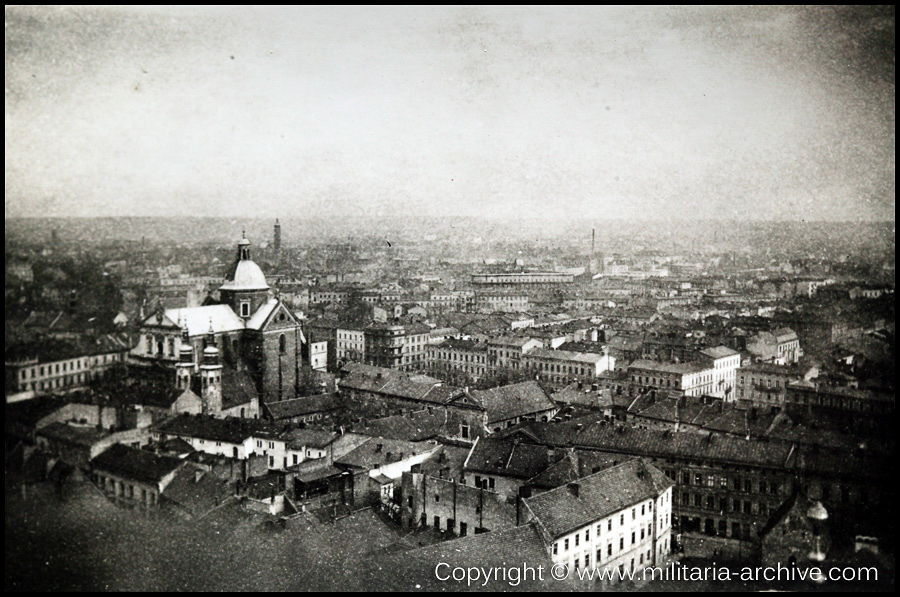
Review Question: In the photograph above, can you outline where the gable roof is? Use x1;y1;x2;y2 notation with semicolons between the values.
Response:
464;437;556;479
154;414;274;444
335;437;438;471
524;459;673;539
149;305;245;336
264;393;342;420
92;444;184;486
469;381;557;425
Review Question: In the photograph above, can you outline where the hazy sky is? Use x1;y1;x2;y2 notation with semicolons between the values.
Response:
5;6;895;221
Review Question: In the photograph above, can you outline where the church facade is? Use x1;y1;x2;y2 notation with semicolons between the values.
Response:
131;233;307;413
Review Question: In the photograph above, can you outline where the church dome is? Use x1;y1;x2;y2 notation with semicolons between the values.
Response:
220;259;270;291
219;232;270;292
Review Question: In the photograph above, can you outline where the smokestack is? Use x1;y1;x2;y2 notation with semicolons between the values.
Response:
590;228;595;277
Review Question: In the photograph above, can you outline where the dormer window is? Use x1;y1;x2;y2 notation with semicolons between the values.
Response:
240;300;251;318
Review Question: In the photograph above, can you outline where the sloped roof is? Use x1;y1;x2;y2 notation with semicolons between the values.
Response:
221;367;259;410
280;427;339;450
524;459;673;539
700;345;740;359
162;464;230;517
158;305;245;336
264;393;342;419
335;437;437;471
361;409;469;442
245;298;280;330
470;381;557;425
155;414;274;444
464;437;556;479
92;444;183;486
628;359;704;375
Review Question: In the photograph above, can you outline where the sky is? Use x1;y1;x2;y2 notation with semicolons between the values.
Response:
4;5;895;221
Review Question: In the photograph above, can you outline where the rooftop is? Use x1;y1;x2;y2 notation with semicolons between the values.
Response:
524;459;673;539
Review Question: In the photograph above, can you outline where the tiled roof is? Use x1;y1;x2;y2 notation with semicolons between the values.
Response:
571;422;793;468
524;459;673;539
525;348;606;364
154;414;274;444
464;437;556;479
628;359;704;375
36;422;108;446
360;409;469;442
335;437;438;471
264;393;341;419
280;428;339;449
221;367;259;410
91;444;183;486
162;464;230;517
470;381;557;425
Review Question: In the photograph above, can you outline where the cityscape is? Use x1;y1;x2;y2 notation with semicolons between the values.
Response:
5;6;895;593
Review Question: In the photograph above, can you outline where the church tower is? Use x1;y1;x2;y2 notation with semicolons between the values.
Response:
175;324;195;390
219;232;271;319
199;329;223;415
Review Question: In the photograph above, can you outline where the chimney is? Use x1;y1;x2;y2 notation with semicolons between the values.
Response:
194;470;204;483
567;482;580;498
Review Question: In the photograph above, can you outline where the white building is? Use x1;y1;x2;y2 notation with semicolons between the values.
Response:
522;459;674;582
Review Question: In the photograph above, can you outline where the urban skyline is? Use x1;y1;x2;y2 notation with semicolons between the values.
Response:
5;6;895;221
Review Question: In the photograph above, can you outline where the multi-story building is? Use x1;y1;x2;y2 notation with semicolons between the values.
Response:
522;348;615;389
736;362;803;405
474;291;530;313
427;338;489;380
471;272;575;287
746;328;801;364
628;360;715;397
6;335;131;396
521;459;674;579
486;336;543;372
364;322;430;372
696;346;741;399
336;324;366;364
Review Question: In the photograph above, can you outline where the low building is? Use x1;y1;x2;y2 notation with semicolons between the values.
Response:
91;443;185;510
469;380;559;431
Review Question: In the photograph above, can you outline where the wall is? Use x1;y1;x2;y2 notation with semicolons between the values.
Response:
401;472;516;536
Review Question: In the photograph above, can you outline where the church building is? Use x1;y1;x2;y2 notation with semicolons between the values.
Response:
132;232;307;415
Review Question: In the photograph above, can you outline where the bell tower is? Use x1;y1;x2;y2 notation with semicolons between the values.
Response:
199;327;223;415
175;323;195;390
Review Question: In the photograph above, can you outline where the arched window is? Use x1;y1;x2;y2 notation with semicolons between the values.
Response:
279;334;286;354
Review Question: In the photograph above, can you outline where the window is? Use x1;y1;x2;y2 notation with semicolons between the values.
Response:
241;301;251;317
575;534;579;547
279;334;286;354
564;538;569;551
553;543;558;555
